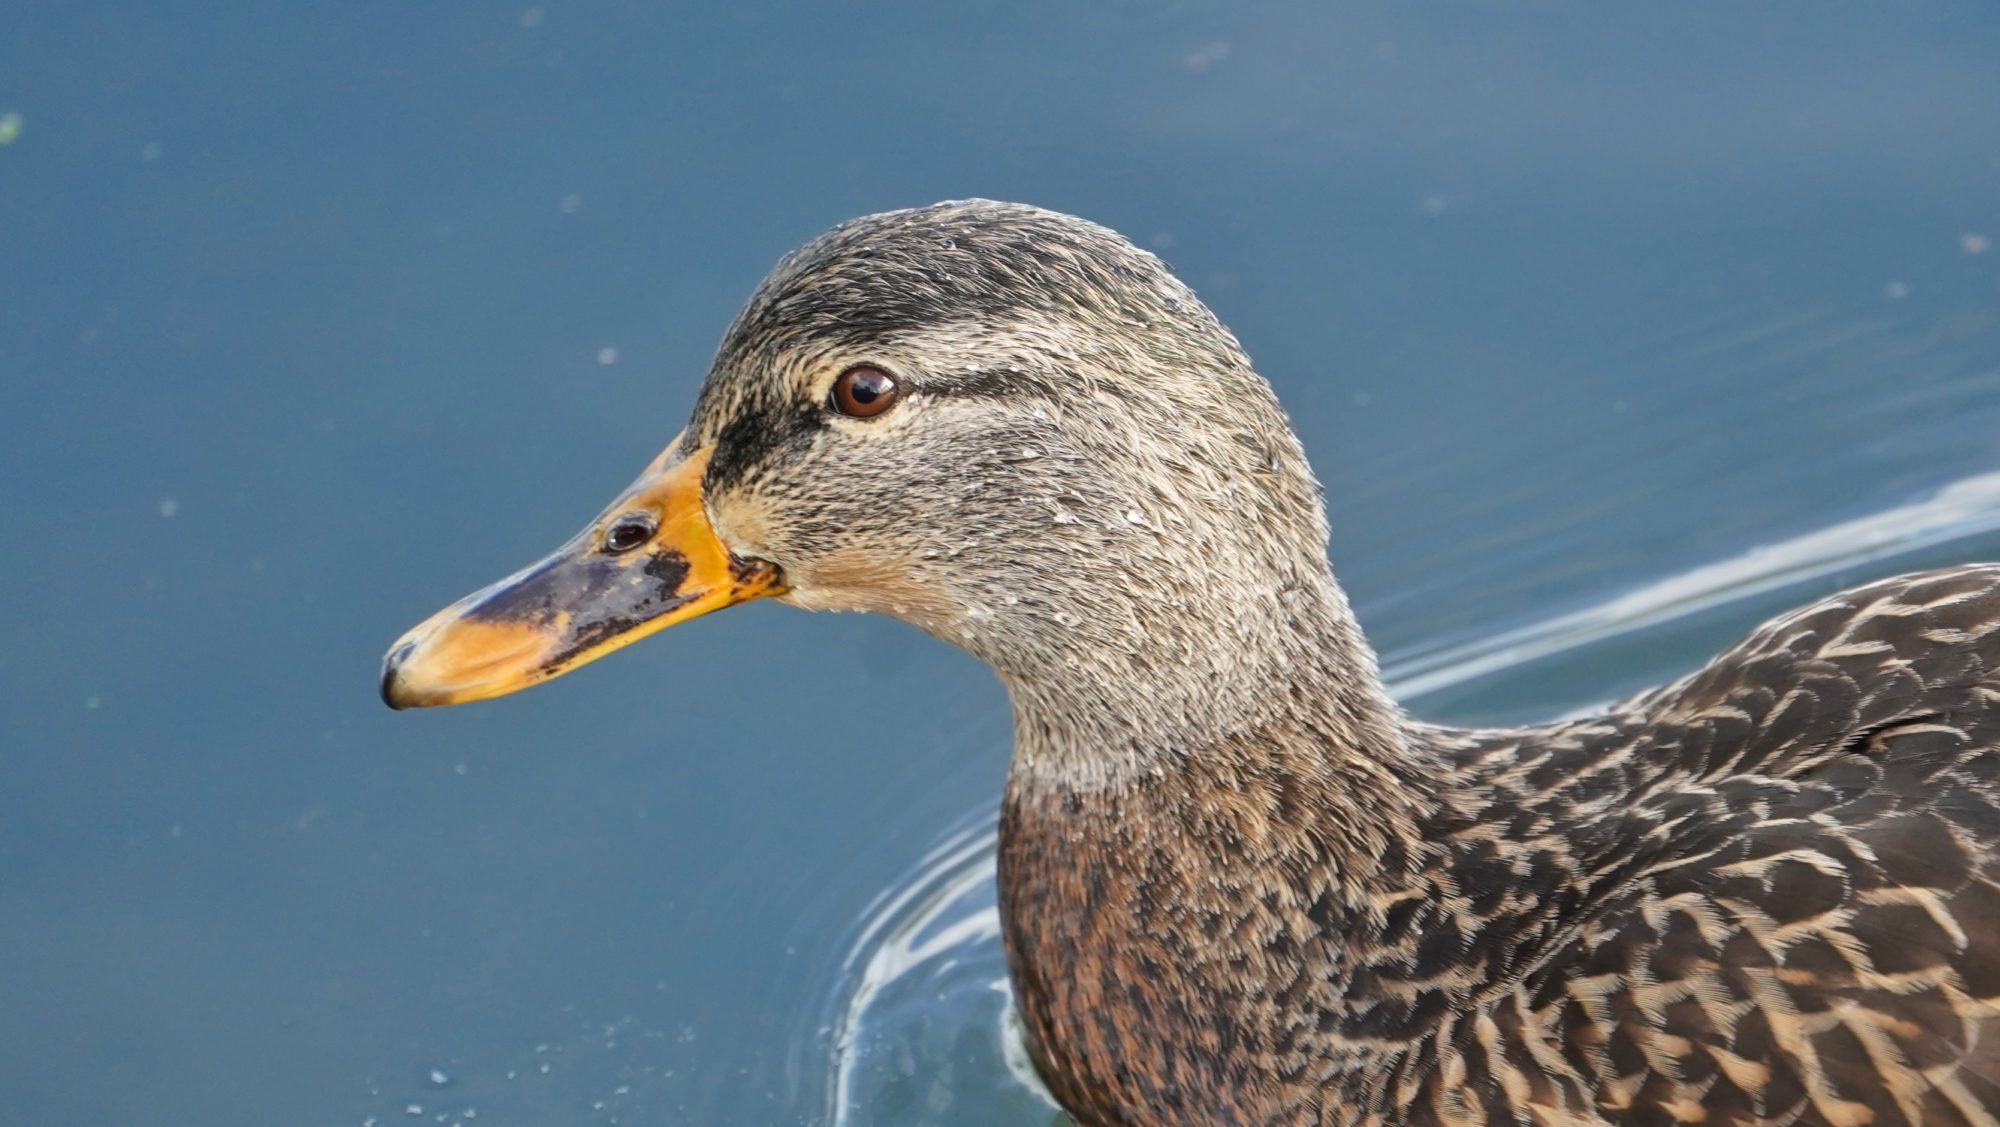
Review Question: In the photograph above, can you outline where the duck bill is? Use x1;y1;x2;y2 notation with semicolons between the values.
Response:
380;437;783;709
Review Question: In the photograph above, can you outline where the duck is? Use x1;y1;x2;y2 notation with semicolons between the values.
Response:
381;200;2000;1127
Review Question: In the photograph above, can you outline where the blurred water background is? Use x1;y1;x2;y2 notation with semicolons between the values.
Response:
3;3;1998;1123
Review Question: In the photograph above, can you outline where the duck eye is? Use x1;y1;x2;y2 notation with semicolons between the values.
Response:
602;513;657;553
830;365;900;419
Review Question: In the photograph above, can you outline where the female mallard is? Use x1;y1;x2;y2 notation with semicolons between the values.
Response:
382;201;2000;1127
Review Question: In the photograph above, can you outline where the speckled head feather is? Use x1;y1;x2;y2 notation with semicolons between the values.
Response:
683;200;1405;785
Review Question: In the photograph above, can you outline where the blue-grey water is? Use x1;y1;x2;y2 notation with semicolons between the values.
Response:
4;3;1999;1124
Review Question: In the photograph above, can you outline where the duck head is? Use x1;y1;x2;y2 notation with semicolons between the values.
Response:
382;201;1385;758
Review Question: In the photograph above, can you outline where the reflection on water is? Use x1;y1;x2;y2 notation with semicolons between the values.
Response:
815;477;2000;1122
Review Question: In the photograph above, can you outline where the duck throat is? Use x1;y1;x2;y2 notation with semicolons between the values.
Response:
995;564;1441;923
996;560;1414;793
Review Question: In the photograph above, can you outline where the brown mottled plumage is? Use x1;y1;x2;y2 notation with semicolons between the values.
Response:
1005;566;2000;1125
388;201;2000;1125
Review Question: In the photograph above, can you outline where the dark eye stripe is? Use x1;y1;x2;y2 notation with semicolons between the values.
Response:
699;366;1069;495
704;408;826;491
920;368;1111;404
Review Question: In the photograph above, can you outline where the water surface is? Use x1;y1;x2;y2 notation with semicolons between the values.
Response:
2;3;1997;1124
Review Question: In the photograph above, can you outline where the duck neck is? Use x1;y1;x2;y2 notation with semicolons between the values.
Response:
998;561;1431;827
994;565;1456;1119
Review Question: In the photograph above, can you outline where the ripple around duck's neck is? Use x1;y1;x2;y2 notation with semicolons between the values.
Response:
822;811;1016;1120
814;470;2000;1125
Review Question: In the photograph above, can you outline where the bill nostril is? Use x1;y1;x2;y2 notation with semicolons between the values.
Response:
604;512;658;553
